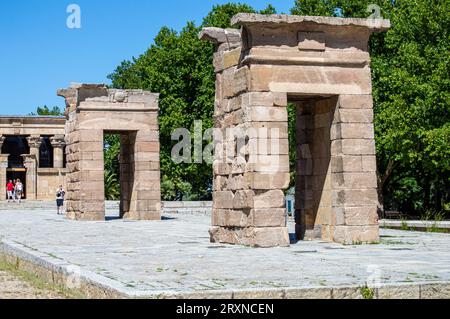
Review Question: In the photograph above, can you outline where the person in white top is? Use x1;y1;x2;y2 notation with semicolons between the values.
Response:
56;185;66;215
15;179;23;204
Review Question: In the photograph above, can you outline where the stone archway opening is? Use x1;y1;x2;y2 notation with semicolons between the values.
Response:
103;130;145;220
57;83;161;221
2;136;29;199
201;14;390;247
289;95;338;241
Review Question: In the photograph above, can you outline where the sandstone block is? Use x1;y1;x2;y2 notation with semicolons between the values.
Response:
332;189;379;207
244;106;288;122
247;155;290;173
331;139;376;156
225;174;249;191
223;47;241;70
233;190;255;209
332;225;379;244
247;138;289;155
212;209;250;227
241;92;288;107
79;130;103;142
331;172;378;189
340;207;379;226
254;190;285;208
245;172;290;190
336;109;374;123
338;95;373;109
253;227;290;247
331;155;363;173
361;156;377;172
251;208;286;227
246;122;289;139
214;191;234;209
209;226;290;247
222;66;248;98
124;211;161;221
250;65;372;95
332;123;375;139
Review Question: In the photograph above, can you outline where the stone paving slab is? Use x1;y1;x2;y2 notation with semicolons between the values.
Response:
0;204;450;298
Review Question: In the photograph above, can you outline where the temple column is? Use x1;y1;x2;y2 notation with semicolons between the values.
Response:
0;136;8;201
22;154;37;200
27;135;42;167
0;136;5;152
50;135;66;168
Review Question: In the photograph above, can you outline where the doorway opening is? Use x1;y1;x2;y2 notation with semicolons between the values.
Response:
104;131;136;220
6;169;27;199
288;95;338;241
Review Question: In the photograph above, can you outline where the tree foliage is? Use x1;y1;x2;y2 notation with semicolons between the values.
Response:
107;0;448;216
29;106;63;116
108;3;277;200
104;134;120;200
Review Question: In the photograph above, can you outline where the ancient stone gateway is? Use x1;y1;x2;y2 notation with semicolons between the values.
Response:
57;84;161;221
201;14;390;247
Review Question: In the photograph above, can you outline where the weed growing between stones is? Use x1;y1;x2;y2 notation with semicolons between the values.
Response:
360;286;375;299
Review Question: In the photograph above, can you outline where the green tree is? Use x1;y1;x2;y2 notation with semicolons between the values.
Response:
104;134;121;200
291;0;450;216
108;3;277;201
29;105;63;116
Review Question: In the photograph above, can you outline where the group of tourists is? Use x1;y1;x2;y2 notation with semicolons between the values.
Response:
6;179;24;203
5;181;65;215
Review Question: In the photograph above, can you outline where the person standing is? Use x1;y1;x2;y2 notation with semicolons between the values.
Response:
12;179;17;201
15;179;23;204
56;185;65;215
6;180;14;203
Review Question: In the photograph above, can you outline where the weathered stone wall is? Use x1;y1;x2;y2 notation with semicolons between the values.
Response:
201;28;291;248
36;169;67;200
201;14;389;246
58;84;161;221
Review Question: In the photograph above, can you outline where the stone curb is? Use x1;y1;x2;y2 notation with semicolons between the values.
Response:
380;220;450;231
1;238;449;299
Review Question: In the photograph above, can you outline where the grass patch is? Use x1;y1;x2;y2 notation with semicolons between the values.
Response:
401;220;410;231
0;259;85;299
360;286;375;299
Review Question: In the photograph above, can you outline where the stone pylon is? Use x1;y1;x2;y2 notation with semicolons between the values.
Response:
200;14;390;247
57;83;161;221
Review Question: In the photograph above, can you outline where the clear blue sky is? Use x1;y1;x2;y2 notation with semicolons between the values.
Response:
0;0;294;115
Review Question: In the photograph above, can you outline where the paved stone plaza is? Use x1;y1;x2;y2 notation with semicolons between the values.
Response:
0;203;449;298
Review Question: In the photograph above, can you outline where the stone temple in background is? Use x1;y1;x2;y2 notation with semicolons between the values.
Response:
0;116;67;201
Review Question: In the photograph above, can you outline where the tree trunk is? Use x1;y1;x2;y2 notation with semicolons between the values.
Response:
377;159;395;218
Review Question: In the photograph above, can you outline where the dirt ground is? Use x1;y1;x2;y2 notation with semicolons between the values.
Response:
0;269;65;299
